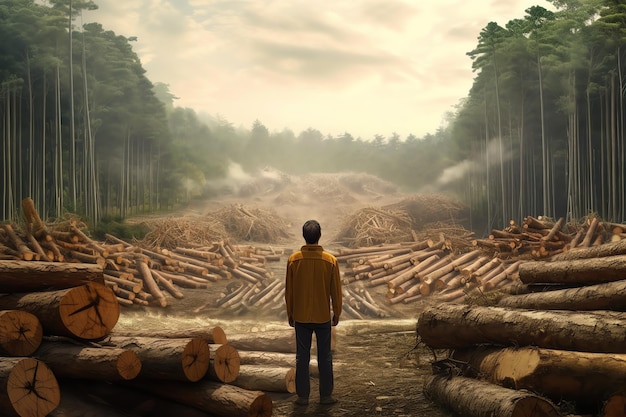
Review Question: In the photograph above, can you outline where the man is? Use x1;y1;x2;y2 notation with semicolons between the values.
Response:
285;219;342;406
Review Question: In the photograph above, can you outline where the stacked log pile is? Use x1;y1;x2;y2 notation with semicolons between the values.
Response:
0;278;278;416
417;235;626;417
0;198;289;311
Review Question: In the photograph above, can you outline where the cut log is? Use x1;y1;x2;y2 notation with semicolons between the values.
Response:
417;303;626;353
0;282;119;341
208;343;241;383
551;238;626;261
498;279;626;311
0;310;43;356
237;349;319;376
519;255;626;285
106;336;210;382
226;329;295;353
126;379;272;417
452;345;626;411
34;340;141;381
0;260;104;292
424;374;560;417
231;365;295;393
112;325;227;344
0;357;60;417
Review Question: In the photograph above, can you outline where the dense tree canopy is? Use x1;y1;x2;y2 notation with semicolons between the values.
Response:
1;0;625;236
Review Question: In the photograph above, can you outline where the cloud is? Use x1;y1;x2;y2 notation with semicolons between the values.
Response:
86;0;553;139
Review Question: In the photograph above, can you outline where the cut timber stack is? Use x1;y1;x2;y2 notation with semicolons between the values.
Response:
417;234;626;417
0;198;287;311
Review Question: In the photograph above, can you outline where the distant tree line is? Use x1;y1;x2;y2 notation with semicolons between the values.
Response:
1;0;625;236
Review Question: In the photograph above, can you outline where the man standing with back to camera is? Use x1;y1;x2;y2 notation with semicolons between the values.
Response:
285;219;342;406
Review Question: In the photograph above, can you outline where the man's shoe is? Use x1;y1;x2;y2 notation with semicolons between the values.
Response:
320;396;338;405
294;397;309;406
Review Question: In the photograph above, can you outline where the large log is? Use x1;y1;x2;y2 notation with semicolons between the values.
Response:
0;260;104;292
231;365;296;393
0;310;43;356
424;374;560;417
452;345;626;411
518;255;626;285
112;325;227;344
34;340;141;381
237;349;319;376
106;336;210;382
417;303;626;353
126;379;273;417
551;238;626;261
498;279;626;311
0;357;60;417
0;282;119;341
226;329;295;353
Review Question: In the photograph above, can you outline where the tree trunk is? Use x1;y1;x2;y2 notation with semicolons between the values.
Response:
207;343;241;383
0;310;42;356
497;279;626;311
424;374;560;417
126;379;273;417
0;357;60;417
417;304;626;353
451;345;626;411
226;329;295;353
231;365;296;393
106;336;210;382
0;282;119;341
552;238;626;261
112;325;227;344
0;260;104;292
34;340;141;381
519;255;626;284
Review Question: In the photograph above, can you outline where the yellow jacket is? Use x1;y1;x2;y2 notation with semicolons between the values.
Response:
285;244;342;324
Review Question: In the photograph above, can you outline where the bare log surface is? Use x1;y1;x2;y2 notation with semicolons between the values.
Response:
551;238;626;261
105;336;210;382
231;364;296;393
126;379;273;417
417;303;626;353
518;255;626;284
497;279;626;311
111;325;228;344
34;340;142;381
424;374;561;417
0;260;104;292
226;329;296;353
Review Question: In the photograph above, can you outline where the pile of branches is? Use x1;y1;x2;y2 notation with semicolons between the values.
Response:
383;194;468;230
208;204;292;243
335;207;414;248
138;216;228;250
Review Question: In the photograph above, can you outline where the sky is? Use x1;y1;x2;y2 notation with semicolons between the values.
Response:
85;0;553;140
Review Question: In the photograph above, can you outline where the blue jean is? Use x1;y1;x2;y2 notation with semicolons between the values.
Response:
294;321;334;399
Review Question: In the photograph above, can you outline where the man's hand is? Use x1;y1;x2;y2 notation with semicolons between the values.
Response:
289;317;295;327
332;316;339;326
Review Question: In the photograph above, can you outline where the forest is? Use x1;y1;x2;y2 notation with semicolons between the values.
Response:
1;0;625;236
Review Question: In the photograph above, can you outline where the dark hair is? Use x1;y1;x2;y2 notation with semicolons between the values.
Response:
302;220;321;244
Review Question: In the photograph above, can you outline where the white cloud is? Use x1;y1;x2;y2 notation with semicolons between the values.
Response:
86;0;552;139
